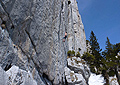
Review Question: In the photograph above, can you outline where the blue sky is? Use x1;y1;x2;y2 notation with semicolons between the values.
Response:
76;0;120;51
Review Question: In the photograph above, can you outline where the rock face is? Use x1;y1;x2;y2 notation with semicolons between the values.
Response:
67;0;86;55
65;57;90;85
0;66;8;85
0;65;37;85
0;0;88;84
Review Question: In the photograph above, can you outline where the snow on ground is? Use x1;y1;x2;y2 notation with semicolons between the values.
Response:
88;73;105;85
109;76;119;85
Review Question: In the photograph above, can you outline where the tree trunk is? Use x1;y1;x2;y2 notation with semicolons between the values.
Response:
104;72;109;85
115;66;120;85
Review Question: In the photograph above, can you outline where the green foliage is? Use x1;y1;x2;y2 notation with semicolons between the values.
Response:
71;50;75;56
76;52;80;57
89;31;102;67
102;38;120;77
82;52;95;64
82;52;97;73
86;40;90;46
67;50;71;56
108;70;115;77
89;65;96;73
90;31;102;55
67;50;75;57
86;31;120;84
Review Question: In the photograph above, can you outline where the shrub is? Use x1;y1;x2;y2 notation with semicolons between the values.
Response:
71;50;75;56
76;52;80;57
67;50;72;56
90;65;96;73
82;52;96;73
108;70;115;77
67;50;75;57
82;52;95;64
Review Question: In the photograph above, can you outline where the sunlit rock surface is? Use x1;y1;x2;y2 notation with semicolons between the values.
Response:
0;0;87;84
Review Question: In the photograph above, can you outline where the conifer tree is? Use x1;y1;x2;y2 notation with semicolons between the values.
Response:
105;37;113;60
89;31;102;56
104;37;117;71
102;37;113;85
103;37;120;84
113;43;120;84
89;31;102;73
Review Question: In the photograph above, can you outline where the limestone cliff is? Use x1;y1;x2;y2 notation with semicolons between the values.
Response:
0;0;88;85
67;0;86;55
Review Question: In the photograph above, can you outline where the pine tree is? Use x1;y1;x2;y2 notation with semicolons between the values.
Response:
103;37;120;84
82;52;95;73
89;31;102;74
90;31;102;55
113;43;120;84
105;37;113;60
104;37;117;71
102;37;113;85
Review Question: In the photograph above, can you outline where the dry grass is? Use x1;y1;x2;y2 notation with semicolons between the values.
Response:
75;75;78;80
70;72;74;76
73;58;85;65
67;56;74;59
71;62;74;65
70;75;74;82
71;78;74;82
110;78;117;82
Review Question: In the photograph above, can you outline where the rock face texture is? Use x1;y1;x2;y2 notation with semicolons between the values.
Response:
0;0;88;84
0;65;37;85
67;0;86;55
65;57;90;85
0;66;8;85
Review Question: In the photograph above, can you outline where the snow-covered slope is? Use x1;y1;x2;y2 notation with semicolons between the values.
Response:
88;73;105;85
109;76;119;85
89;73;119;85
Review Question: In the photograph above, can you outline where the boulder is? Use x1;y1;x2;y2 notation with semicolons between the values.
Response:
0;65;40;85
0;66;8;85
6;65;37;85
65;67;87;85
67;57;90;83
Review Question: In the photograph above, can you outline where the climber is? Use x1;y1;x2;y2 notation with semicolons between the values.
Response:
63;32;67;42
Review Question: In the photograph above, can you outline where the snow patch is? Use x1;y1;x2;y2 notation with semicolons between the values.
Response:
109;76;119;85
88;73;105;85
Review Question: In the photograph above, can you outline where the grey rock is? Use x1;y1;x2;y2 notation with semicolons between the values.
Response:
0;0;68;84
67;57;90;83
6;65;37;85
0;0;87;84
0;65;39;85
0;66;8;85
65;67;87;85
67;0;86;55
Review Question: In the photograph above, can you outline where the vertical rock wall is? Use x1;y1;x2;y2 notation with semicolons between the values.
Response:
0;0;87;84
67;0;86;55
